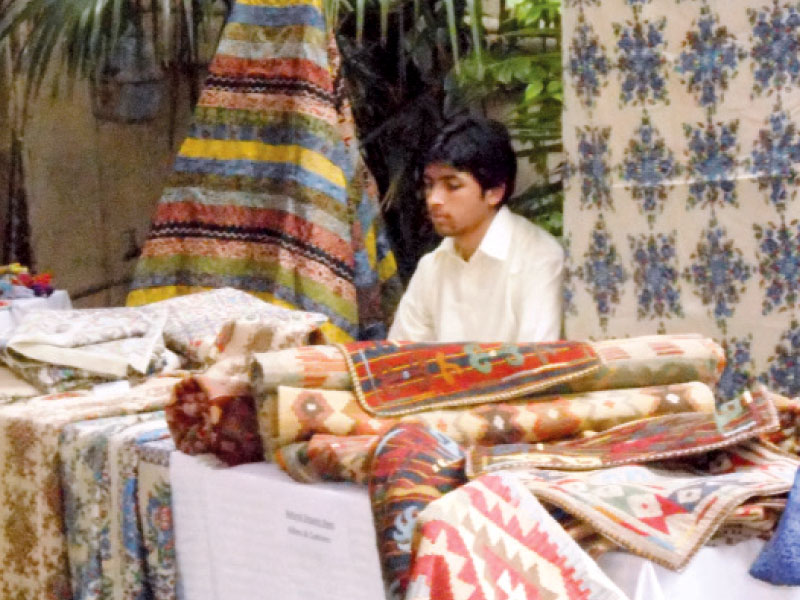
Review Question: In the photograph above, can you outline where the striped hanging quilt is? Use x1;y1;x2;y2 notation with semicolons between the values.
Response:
562;0;800;401
127;0;402;342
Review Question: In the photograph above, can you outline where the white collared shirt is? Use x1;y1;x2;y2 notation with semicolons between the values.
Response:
388;206;564;343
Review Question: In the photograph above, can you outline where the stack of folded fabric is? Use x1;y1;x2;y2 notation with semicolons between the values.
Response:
0;287;327;395
0;287;330;600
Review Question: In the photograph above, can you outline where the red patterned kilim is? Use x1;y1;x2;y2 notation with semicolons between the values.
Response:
407;472;627;600
468;386;782;476
338;341;599;417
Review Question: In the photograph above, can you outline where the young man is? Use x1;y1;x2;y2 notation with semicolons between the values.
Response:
388;116;564;343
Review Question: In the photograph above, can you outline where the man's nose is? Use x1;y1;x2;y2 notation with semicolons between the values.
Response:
427;186;445;206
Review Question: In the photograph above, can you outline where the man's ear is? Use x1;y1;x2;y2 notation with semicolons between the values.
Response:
484;185;505;208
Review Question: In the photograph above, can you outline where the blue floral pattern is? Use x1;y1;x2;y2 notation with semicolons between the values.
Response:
614;16;669;105
754;218;800;314
620;115;679;221
684;119;739;209
676;7;745;107
717;337;755;402
749;2;800;94
577;215;629;330
750;109;800;210
629;232;683;320
562;236;577;317
569;15;610;109
762;319;800;397
576;126;613;209
684;219;752;332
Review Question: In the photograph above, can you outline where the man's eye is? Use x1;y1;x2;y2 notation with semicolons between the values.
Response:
446;182;462;191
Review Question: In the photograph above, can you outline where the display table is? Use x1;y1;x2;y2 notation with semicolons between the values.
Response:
171;453;385;600
170;453;800;600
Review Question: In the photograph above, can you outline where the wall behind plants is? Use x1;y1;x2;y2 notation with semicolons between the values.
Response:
0;77;194;307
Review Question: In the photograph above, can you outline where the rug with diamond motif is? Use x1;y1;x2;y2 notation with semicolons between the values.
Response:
338;340;600;417
512;441;799;569
406;471;628;600
468;385;780;476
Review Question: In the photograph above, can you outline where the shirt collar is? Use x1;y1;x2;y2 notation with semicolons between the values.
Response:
435;205;512;262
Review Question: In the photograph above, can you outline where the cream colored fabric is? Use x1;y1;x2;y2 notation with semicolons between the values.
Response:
389;206;564;343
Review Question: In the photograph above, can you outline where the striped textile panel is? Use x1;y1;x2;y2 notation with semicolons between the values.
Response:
127;0;402;342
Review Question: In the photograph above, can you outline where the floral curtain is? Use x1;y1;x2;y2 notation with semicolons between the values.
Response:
563;0;800;401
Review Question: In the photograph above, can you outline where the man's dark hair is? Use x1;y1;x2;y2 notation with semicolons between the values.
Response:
424;115;517;204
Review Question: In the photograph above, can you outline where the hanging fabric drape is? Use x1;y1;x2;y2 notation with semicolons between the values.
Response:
562;0;800;401
127;0;402;342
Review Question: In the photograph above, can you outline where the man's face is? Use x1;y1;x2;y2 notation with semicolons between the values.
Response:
423;163;502;238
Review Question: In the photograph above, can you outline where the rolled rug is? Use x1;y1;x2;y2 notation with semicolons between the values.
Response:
267;381;715;449
166;374;262;466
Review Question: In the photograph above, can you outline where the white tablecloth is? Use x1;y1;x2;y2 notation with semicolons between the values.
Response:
170;454;800;600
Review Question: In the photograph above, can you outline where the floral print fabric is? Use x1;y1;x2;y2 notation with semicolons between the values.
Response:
142;287;327;365
0;376;179;600
136;438;179;600
60;412;171;600
563;0;800;402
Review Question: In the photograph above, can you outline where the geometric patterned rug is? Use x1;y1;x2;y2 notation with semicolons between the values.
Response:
514;441;799;569
467;385;780;475
408;471;628;600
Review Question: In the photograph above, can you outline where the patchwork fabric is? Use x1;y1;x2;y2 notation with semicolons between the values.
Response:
561;334;726;392
167;374;262;465
339;340;600;417
750;466;800;585
513;441;799;569
274;434;378;484
250;344;352;395
407;471;628;600
127;0;402;343
0;376;179;600
136;438;179;600
369;423;466;600
468;386;779;476
562;0;800;400
269;381;714;449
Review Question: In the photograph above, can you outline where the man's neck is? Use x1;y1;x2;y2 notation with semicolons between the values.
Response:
453;208;500;261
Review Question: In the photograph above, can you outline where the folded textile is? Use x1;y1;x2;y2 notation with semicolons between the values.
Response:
136;437;179;600
126;0;403;343
407;471;628;600
60;411;168;600
140;287;327;364
0;364;50;403
764;397;800;456
0;376;179;600
61;414;171;600
750;466;800;585
468;386;779;476
561;334;726;393
274;434;378;484
369;423;466;600
269;381;715;449
5;306;168;378
250;344;352;394
339;340;600;416
511;441;799;569
167;375;262;466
